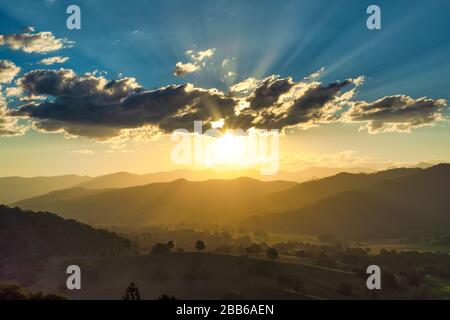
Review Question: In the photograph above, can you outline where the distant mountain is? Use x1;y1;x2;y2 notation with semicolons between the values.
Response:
273;166;375;182
0;175;92;204
266;167;422;211
13;164;450;238
15;178;297;226
0;166;373;204
76;166;375;189
245;164;450;239
0;205;136;261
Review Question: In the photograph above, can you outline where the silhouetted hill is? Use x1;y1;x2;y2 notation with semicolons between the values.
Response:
247;164;450;239
13;165;449;238
267;166;422;210
15;178;297;226
0;205;136;261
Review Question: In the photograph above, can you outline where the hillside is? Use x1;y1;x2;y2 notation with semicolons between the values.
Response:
0;205;136;261
247;164;450;239
15;178;297;226
266;167;421;211
13;165;449;238
31;252;370;300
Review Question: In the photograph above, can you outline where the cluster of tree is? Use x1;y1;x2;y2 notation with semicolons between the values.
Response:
0;205;138;288
121;282;178;300
0;283;66;300
121;226;252;253
0;205;137;262
150;240;206;254
269;239;450;290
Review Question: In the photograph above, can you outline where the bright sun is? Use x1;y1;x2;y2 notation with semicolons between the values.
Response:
203;133;249;168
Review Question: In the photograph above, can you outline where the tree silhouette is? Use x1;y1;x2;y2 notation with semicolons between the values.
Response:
266;248;279;261
195;240;206;252
151;242;170;254
122;282;141;300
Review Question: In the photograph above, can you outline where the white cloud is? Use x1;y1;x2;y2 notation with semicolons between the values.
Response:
173;48;215;77
0;30;72;54
173;62;201;76
186;48;215;65
39;56;69;65
0;91;28;136
0;60;21;84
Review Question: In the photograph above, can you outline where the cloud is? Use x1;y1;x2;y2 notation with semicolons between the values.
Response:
281;150;375;168
8;68;447;142
186;48;215;64
0;30;72;53
343;95;448;133
229;77;259;96
173;48;215;76
70;149;95;155
39;56;69;65
11;69;235;139
0;92;28;136
173;62;200;76
0;60;21;84
304;67;325;81
231;75;363;130
222;71;237;81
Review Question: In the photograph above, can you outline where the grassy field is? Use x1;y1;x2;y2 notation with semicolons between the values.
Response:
30;252;376;300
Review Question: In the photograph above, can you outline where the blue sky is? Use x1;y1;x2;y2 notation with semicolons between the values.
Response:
1;0;449;98
0;0;449;176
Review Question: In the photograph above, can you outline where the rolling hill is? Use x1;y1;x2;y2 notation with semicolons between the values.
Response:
31;252;369;300
0;205;136;260
0;175;92;204
246;164;450;239
12;165;449;239
0;166;373;204
14;178;297;226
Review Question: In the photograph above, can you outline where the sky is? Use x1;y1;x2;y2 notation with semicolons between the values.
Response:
0;0;449;176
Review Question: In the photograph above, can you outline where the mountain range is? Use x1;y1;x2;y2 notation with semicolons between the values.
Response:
12;164;450;239
0;166;374;204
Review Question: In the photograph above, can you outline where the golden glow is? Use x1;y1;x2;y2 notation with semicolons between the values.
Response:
203;132;249;168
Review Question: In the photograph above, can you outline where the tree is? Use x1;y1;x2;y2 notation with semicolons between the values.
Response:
266;248;279;261
195;240;206;252
122;282;141;300
167;240;174;251
151;242;170;254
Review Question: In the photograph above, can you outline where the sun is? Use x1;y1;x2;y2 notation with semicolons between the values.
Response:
203;132;249;168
